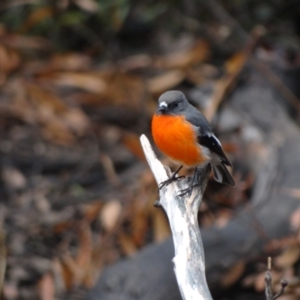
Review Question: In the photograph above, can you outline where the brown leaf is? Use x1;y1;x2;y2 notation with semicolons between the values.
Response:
204;50;250;122
0;33;51;50
51;258;66;294
21;6;55;32
81;201;103;222
99;153;120;185
38;273;55;300
225;51;249;74
50;53;92;71
281;187;300;199
60;253;80;289
254;271;268;292
73;0;98;13
0;44;20;74
1;167;27;190
290;208;300;231
117;54;153;71
155;40;210;69
118;233;137;256
0;224;6;297
24;83;90;143
122;132;146;161
220;261;245;287
39;72;107;94
146;70;186;95
62;107;90;136
152;210;170;242
100;200;122;232
73;221;93;287
275;246;300;268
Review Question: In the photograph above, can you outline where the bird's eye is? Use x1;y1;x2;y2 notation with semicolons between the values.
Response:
173;102;179;108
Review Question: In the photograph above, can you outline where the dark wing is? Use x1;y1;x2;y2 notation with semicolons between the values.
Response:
212;162;235;185
184;104;231;166
198;134;231;166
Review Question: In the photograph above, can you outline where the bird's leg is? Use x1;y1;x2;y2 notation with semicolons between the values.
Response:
159;165;184;189
178;167;199;197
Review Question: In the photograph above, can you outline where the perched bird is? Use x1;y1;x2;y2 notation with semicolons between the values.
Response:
151;90;235;195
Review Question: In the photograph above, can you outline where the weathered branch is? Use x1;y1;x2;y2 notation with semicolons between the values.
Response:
140;134;212;300
265;257;288;300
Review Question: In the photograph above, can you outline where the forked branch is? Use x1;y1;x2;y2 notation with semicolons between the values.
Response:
140;134;212;300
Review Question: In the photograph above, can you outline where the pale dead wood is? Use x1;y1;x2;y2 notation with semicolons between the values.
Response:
140;134;212;300
0;219;6;299
265;257;288;300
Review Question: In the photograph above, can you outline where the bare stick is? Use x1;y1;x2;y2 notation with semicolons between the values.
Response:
140;134;212;300
265;257;288;300
0;215;6;299
265;257;273;300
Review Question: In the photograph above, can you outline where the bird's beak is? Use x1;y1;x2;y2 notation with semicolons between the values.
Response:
156;102;167;114
156;106;166;114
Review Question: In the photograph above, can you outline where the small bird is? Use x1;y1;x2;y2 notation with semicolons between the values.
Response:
152;90;235;195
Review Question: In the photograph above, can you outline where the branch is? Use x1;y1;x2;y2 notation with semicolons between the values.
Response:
140;134;212;300
265;257;288;300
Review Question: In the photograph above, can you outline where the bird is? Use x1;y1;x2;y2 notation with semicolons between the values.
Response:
151;90;235;195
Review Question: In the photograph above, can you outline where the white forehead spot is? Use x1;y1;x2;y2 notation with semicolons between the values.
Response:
159;101;167;108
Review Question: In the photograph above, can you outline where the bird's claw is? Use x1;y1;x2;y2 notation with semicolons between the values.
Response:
177;187;192;197
159;175;185;189
178;181;200;197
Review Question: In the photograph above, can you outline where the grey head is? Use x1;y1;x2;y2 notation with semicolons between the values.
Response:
156;90;189;115
156;90;212;134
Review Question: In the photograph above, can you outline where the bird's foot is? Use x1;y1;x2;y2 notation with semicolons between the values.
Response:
159;175;185;189
178;182;200;197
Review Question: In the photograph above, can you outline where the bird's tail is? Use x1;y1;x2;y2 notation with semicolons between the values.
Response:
212;163;235;186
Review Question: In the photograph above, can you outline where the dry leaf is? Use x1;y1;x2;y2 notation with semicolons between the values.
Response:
99;153;120;185
60;253;81;289
225;51;249;74
51;258;66;294
2;283;18;299
118;233;137;256
2;167;27;190
152;210;170;242
122;132;146;161
290;208;300;231
254;271;270;292
73;0;98;12
81;202;103;222
38;72;107;94
100;200;122;231
50;53;91;71
204;50;250;122
281;187;300;199
215;210;232;228
146;70;185;95
155;40;210;69
0;45;20;74
38;273;55;300
74;221;93;287
220;261;245;287
21;6;54;32
242;273;256;288
24;83;89;143
117;54;153;71
275;246;300;268
0;33;51;50
0;224;6;298
62;107;90;136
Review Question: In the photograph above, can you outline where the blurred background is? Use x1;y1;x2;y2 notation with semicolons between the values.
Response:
0;0;300;299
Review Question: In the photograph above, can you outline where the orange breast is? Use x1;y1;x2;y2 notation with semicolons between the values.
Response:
152;114;208;167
